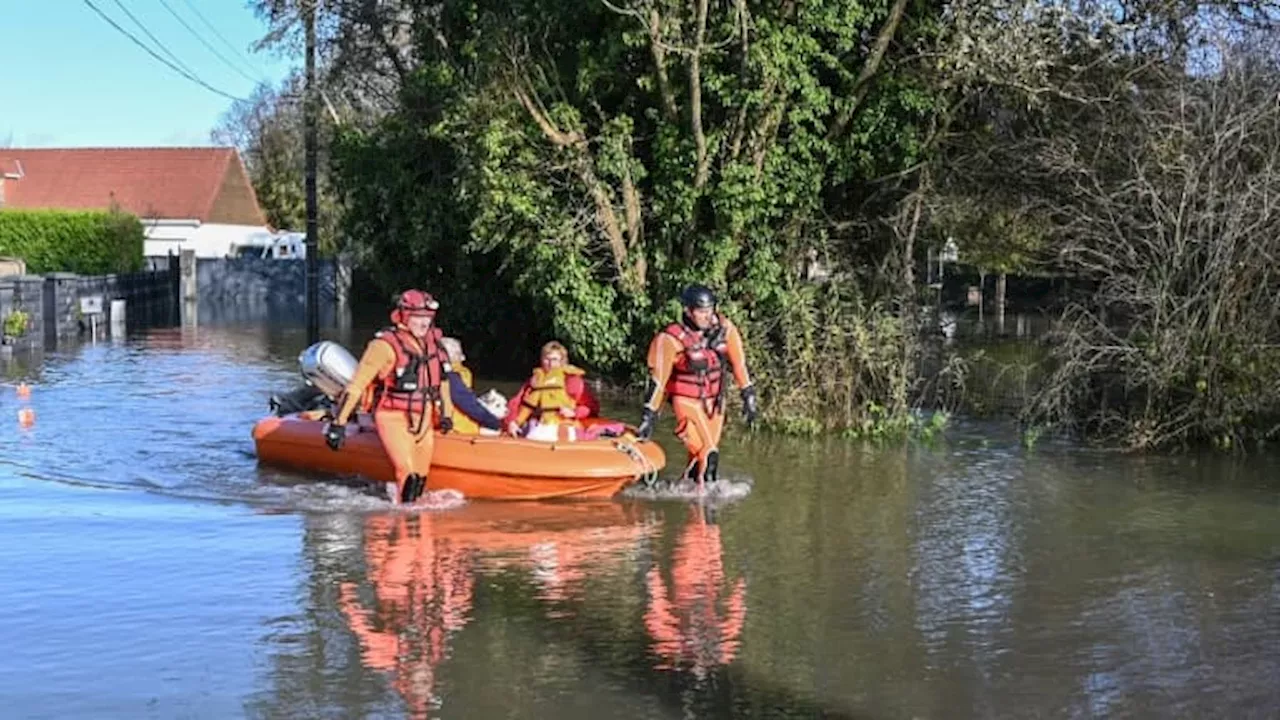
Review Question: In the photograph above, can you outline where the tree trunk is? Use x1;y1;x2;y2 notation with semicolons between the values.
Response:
995;272;1007;335
978;269;986;324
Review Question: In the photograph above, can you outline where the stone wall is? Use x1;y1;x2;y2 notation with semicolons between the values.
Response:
73;269;177;328
76;269;177;314
1;254;350;346
0;275;47;347
0;268;174;347
194;256;348;326
196;257;337;307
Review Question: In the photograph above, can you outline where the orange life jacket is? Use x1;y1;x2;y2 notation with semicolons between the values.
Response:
662;320;727;401
374;326;447;415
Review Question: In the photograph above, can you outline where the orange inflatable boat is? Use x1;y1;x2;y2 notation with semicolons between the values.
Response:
252;410;666;500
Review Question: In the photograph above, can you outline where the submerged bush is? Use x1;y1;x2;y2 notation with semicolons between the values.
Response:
1022;57;1280;450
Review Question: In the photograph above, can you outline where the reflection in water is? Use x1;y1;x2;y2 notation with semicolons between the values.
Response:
645;506;747;679
912;453;1019;658
4;323;1280;719
134;325;348;369
338;514;475;719
335;503;659;717
516;516;654;610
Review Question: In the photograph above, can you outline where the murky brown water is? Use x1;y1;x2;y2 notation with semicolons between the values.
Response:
1;322;1278;719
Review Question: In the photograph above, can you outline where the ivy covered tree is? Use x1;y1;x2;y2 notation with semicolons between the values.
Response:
238;0;1280;442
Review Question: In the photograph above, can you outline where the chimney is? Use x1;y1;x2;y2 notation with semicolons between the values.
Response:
0;158;24;208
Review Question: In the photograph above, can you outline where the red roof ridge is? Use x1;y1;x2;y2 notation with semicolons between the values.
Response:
229;150;268;228
198;150;234;223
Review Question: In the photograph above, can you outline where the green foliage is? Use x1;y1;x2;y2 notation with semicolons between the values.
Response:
931;200;1049;275
329;113;545;366
0;208;143;274
3;309;29;338
235;0;1280;448
316;0;945;419
1018;53;1280;452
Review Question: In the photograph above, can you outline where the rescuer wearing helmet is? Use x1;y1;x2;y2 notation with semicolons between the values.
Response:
325;289;456;504
635;284;758;486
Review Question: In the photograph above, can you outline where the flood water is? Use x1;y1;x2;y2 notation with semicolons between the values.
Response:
1;321;1279;719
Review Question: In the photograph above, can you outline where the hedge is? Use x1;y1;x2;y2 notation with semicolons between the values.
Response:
0;208;145;275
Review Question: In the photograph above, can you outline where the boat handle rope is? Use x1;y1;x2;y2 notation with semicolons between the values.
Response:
613;440;659;487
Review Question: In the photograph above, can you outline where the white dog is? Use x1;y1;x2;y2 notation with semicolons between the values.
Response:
476;389;508;436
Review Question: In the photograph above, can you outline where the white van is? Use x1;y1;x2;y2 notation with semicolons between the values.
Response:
233;232;307;260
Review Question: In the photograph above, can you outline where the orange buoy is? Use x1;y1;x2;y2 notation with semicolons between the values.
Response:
15;383;30;399
18;407;35;427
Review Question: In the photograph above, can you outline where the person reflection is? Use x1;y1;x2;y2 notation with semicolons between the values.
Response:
337;514;474;719
644;505;747;678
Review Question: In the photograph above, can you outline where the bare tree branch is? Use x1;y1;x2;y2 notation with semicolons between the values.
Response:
826;0;910;141
649;7;679;121
689;0;711;189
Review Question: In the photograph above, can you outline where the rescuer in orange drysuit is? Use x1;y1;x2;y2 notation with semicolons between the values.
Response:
635;285;757;486
325;289;456;504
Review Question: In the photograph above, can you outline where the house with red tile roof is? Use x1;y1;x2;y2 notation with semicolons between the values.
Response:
0;147;284;264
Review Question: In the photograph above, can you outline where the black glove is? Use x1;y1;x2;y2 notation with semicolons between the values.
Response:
741;386;758;426
324;422;346;451
438;416;454;434
636;407;657;440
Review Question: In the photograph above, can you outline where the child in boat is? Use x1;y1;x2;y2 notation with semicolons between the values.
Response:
505;341;619;441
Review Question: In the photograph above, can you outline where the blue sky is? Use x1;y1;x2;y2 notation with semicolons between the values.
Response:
2;1;294;148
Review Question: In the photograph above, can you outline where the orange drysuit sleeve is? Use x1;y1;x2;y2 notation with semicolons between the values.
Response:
721;317;753;390
643;332;683;411
335;339;396;425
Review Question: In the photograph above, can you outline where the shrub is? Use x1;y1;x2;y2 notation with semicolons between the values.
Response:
3;309;29;337
0;207;144;274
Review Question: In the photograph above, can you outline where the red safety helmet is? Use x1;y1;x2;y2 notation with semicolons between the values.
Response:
391;289;439;326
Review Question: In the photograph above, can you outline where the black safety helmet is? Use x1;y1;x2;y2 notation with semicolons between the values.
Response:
680;284;717;310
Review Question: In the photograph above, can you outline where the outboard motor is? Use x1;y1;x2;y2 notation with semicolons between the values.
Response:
269;340;360;416
269;384;327;416
299;340;359;400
